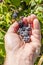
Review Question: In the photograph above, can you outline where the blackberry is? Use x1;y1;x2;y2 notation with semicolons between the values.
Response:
23;31;28;36
23;36;30;43
18;20;24;28
12;12;18;19
20;31;23;35
18;28;22;34
23;38;28;43
21;31;28;37
22;26;26;31
26;27;31;31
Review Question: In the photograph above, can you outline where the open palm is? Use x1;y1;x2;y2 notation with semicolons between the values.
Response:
4;14;41;65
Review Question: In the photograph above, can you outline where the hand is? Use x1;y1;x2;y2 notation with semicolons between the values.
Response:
4;14;41;65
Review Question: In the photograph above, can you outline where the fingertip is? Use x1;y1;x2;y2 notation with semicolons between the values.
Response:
27;14;37;24
31;14;36;17
12;21;19;27
27;16;31;23
23;17;27;22
30;14;37;22
33;19;40;30
23;17;28;25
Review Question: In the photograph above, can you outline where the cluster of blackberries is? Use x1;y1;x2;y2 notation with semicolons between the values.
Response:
17;20;31;43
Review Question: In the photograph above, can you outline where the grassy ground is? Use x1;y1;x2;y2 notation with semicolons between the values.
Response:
0;0;43;65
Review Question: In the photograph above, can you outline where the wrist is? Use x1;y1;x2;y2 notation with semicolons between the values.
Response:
4;52;33;65
4;52;16;65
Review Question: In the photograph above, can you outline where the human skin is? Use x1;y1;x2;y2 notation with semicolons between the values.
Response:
4;14;41;65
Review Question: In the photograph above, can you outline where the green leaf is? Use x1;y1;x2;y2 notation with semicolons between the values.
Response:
10;0;20;6
4;0;11;3
35;0;42;4
31;0;36;7
5;13;11;24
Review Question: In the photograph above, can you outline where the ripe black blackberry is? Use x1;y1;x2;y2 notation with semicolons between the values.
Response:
18;20;24;28
12;12;18;19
